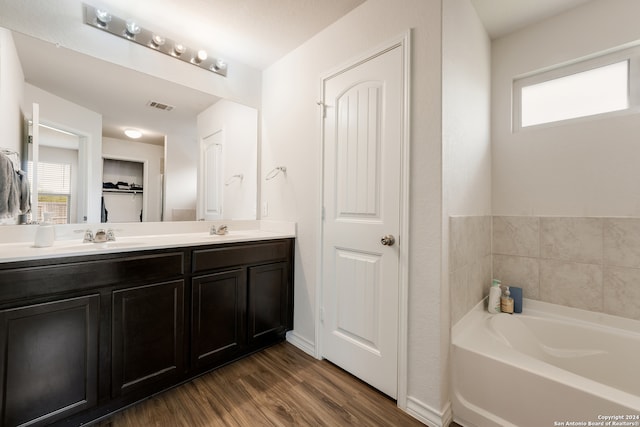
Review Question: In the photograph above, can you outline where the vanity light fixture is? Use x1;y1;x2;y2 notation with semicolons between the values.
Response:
83;3;228;77
124;129;142;139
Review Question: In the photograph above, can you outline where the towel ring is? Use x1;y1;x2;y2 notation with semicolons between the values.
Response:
265;166;287;181
225;174;244;186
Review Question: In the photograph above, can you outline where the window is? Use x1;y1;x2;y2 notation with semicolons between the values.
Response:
513;47;640;130
27;161;72;224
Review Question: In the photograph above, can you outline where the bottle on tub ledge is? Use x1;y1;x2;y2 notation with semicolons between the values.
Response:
509;286;523;313
488;279;502;314
501;285;514;314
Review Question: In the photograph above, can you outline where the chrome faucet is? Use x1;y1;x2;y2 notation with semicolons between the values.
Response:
82;229;94;243
94;229;107;243
210;224;228;235
81;228;116;243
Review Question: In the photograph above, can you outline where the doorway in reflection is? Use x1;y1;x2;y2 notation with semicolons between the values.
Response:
27;125;81;224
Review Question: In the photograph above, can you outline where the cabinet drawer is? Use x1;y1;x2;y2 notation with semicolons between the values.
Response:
192;240;290;273
0;252;184;303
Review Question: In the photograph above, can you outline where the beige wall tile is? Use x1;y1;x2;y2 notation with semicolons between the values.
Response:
493;216;539;257
604;218;640;268
450;265;469;325
493;254;540;300
539;259;603;312
604;266;640;320
469;254;492;305
540;217;603;264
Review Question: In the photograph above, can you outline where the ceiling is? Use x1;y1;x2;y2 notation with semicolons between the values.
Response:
471;0;593;39
13;0;597;145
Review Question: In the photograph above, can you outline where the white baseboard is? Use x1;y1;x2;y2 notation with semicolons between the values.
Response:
285;331;316;358
405;397;452;427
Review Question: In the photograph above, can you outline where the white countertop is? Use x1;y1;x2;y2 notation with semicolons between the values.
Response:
0;221;296;263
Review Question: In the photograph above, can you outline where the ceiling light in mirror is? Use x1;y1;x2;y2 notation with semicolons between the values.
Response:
124;129;142;139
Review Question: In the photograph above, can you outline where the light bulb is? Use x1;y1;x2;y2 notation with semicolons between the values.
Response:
125;20;141;38
212;58;227;72
193;50;207;64
173;43;186;56
151;34;165;48
95;9;112;27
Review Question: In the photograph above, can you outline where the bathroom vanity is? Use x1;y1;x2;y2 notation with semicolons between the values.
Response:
0;226;294;426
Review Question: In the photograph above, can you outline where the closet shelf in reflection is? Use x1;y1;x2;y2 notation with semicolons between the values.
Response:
102;189;143;194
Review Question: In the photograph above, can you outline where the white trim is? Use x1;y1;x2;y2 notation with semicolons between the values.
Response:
316;30;411;407
285;331;316;358
396;28;411;412
406;397;452;427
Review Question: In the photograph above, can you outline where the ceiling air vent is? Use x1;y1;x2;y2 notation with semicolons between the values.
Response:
147;101;175;111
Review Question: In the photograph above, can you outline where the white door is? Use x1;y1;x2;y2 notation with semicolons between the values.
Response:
321;45;404;399
202;130;223;220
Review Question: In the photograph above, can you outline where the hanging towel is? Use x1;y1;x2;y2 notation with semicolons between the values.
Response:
0;153;20;219
16;170;31;214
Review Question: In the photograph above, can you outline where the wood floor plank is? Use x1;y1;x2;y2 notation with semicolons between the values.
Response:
95;342;426;426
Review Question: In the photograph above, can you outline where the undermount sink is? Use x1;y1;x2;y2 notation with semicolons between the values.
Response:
91;240;145;249
57;240;146;251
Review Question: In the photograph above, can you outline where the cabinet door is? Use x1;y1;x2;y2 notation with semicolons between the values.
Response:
0;294;99;427
192;269;246;369
248;262;291;347
112;280;184;396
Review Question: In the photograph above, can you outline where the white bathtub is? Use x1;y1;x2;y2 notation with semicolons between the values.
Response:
452;299;640;427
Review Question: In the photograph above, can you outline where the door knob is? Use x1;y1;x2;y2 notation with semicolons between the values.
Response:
380;234;395;246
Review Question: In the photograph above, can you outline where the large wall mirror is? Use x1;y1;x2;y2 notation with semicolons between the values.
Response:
0;20;258;225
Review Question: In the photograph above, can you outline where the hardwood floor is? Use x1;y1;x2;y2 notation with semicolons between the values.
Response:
95;342;427;426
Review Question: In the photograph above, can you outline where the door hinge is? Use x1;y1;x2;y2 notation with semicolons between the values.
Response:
320;307;325;323
321;206;325;220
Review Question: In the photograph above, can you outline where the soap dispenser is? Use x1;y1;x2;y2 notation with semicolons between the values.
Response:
488;279;502;314
34;213;55;248
501;285;514;314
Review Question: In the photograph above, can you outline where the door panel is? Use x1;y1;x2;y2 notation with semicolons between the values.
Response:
112;280;184;396
322;45;403;399
191;269;246;369
0;295;99;426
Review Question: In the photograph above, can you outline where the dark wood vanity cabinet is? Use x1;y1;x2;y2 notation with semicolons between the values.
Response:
112;280;185;397
191;269;246;370
190;240;294;370
0;238;294;426
0;294;99;426
248;262;291;347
